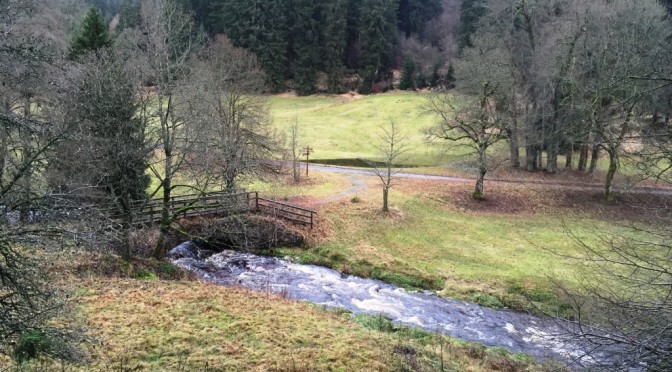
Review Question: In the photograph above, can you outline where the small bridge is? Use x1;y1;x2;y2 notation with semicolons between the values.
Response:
127;191;317;229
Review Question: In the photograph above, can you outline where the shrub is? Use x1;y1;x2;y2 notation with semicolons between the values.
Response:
14;330;52;363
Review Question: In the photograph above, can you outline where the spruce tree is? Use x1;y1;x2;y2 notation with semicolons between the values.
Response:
429;62;440;87
358;0;398;93
399;58;416;90
70;53;150;204
397;0;443;38
213;0;288;91
69;6;112;59
322;0;348;93
289;0;321;95
660;0;672;16
445;63;456;89
118;0;141;31
458;0;486;52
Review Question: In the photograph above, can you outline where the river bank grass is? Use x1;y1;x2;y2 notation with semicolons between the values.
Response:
2;273;552;371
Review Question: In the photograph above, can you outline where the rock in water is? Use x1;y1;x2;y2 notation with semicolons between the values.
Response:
167;241;199;259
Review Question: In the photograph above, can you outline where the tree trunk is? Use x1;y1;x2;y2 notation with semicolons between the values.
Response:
19;97;32;223
525;145;537;171
382;187;389;212
604;147;618;201
474;169;486;200
565;144;573;170
225;176;236;193
507;128;520;168
154;149;172;259
121;192;133;261
578;143;589;172
0;128;7;187
547;143;558;173
589;144;600;174
293;158;300;183
473;149;487;200
652;111;660;129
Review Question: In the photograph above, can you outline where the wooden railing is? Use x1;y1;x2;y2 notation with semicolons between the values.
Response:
121;191;316;229
126;191;254;225
248;192;316;228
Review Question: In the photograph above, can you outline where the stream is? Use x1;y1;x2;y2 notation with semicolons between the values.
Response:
170;243;603;368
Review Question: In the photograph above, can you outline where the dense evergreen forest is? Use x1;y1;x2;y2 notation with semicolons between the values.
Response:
105;0;461;94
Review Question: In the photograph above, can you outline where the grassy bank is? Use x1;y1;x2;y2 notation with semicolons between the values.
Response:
3;276;548;371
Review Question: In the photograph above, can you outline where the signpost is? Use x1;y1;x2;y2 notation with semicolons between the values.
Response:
302;146;314;176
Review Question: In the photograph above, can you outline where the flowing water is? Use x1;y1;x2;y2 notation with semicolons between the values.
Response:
171;244;603;368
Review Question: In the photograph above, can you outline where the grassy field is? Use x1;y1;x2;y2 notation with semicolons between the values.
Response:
269;92;466;166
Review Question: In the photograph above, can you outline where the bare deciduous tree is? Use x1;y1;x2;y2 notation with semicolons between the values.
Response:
427;40;509;200
288;117;302;183
137;0;205;258
188;36;279;194
570;0;671;200
369;121;408;212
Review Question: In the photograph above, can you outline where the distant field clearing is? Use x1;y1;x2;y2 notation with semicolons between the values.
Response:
269;91;470;166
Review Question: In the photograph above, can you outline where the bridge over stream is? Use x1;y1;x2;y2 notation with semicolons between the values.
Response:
121;191;317;229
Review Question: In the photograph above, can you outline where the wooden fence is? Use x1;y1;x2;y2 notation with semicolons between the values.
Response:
123;191;316;229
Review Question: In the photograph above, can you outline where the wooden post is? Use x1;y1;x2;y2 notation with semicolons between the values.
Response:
302;146;314;177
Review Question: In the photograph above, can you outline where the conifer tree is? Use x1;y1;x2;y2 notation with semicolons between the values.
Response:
445;63;456;89
398;0;443;38
118;0;141;31
212;0;288;92
399;58;416;90
458;0;485;52
69;6;112;59
322;0;348;93
290;0;321;95
358;0;398;93
429;62;441;87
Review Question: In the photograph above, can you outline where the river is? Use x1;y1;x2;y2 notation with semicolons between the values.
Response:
170;244;604;368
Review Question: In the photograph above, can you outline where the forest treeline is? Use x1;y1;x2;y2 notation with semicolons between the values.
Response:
100;0;462;94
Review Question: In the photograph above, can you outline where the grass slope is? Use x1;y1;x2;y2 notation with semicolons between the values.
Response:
2;276;547;371
269;92;462;166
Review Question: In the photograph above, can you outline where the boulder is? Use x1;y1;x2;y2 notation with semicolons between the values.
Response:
167;241;199;260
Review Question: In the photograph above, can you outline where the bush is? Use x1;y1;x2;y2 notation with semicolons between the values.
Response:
469;291;504;309
132;269;158;280
14;330;52;363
